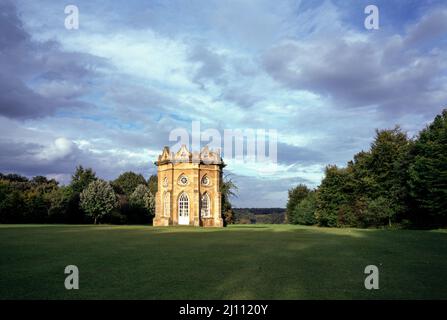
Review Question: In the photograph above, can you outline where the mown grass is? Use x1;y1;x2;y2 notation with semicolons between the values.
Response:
0;224;446;299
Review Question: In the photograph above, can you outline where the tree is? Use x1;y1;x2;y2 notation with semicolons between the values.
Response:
408;109;447;226
221;174;238;225
367;127;411;220
147;174;158;195
314;126;411;228
70;166;97;193
80;180;117;224
113;171;147;196
291;191;317;225
366;196;394;227
0;180;26;223
46;186;72;223
286;184;311;223
68;166;97;223
315;165;354;227
23;188;50;223
31;176;58;187
1;173;28;183
129;184;155;216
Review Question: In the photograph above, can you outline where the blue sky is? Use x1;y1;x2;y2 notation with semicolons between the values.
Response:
1;0;446;207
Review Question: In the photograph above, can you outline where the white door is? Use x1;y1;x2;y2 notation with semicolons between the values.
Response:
178;193;189;225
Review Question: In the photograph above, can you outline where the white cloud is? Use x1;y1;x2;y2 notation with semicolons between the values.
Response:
3;0;446;207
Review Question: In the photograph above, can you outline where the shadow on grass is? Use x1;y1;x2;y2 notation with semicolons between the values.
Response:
0;225;446;299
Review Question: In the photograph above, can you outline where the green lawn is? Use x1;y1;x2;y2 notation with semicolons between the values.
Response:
0;224;446;299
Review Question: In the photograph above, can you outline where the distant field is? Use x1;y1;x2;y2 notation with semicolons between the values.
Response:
0;224;446;299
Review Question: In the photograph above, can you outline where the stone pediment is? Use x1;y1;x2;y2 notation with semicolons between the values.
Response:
155;145;223;165
200;146;221;164
158;146;171;163
174;144;191;162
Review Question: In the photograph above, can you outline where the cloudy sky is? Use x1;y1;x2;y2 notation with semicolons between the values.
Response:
1;0;446;207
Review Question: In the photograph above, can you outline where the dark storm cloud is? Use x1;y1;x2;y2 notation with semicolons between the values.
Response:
0;140;43;160
0;1;28;48
0;1;106;119
262;9;447;117
0;139;77;177
0;76;58;119
0;138;156;182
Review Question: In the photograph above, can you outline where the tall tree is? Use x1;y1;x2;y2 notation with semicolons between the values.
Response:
113;171;147;196
221;174;238;225
286;184;311;223
70;166;97;193
314;127;411;228
368;127;411;219
315;165;354;227
291;191;317;225
129;184;155;218
408;109;447;226
147;174;158;195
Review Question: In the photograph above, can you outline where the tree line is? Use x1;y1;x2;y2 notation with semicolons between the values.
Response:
0;167;157;224
287;109;447;229
0;167;237;225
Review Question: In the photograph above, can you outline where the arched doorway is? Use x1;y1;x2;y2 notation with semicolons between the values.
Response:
178;192;189;225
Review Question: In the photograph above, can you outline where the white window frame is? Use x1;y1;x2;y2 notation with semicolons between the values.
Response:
178;192;189;218
201;193;211;218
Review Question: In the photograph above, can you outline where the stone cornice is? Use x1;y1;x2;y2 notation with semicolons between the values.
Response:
155;145;225;167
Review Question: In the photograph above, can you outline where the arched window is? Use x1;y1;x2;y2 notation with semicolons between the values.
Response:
178;192;189;219
163;192;170;217
201;193;210;218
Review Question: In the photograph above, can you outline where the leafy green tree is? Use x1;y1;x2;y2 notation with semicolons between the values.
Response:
1;173;28;182
66;166;97;223
46;186;73;223
0;180;26;223
315;127;411;228
64;188;87;224
70;166;97;193
147;174;158;195
23;188;50;223
129;184;155;216
31;176;58;187
408;109;447;226
291;191;317;225
221;174;238;225
113;171;147;196
366;196;394;227
80;180;117;224
315;165;354;227
286;184;311;223
367;127;411;220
